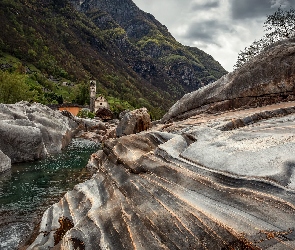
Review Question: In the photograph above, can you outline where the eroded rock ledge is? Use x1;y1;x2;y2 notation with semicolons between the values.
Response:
162;38;295;123
28;103;295;249
28;39;295;249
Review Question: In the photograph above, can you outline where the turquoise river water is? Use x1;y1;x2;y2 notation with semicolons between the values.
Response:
0;139;101;249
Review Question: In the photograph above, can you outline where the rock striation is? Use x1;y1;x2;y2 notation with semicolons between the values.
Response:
0;102;78;171
162;38;295;123
28;105;295;249
28;39;295;249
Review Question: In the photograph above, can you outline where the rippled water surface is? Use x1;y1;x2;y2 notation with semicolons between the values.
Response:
0;139;100;249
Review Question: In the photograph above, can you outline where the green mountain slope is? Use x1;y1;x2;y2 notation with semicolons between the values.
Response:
0;0;227;119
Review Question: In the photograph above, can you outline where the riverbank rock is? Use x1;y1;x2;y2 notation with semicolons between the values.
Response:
162;38;295;123
95;107;113;121
0;150;11;173
116;108;151;137
74;118;117;143
28;40;295;249
0;102;78;167
28;104;295;249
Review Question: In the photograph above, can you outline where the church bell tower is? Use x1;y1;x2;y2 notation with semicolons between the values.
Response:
90;80;96;113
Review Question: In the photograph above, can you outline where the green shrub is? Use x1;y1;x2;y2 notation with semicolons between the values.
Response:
77;109;94;119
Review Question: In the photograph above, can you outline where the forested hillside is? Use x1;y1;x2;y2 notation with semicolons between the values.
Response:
0;0;227;119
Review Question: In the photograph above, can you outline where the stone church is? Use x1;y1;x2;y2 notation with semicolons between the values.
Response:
89;80;110;113
94;96;110;112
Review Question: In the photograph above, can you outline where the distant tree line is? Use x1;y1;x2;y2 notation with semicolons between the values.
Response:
234;7;295;69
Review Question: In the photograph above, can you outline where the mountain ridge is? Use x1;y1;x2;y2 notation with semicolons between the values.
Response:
0;0;227;118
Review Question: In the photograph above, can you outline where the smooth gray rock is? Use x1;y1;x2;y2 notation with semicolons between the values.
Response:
162;38;295;122
0;119;45;162
0;102;78;164
28;109;295;249
0;150;11;173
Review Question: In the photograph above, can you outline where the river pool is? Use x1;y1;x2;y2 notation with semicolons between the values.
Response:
0;138;100;249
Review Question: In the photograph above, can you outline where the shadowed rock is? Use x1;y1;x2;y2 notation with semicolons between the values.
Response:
116;108;151;137
95;108;113;121
162;38;295;123
0;150;11;173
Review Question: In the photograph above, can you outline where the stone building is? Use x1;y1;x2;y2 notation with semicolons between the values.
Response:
89;80;96;112
89;80;110;113
95;96;110;112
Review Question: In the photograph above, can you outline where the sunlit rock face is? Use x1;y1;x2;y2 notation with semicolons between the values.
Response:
29;103;295;249
28;39;295;249
0;102;78;165
116;108;152;137
162;38;295;123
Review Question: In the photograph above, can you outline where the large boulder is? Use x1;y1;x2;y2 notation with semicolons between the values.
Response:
116;108;151;137
95;107;113;121
0;119;46;163
27;39;295;250
162;38;295;122
0;150;11;173
28;107;295;249
0;102;78;165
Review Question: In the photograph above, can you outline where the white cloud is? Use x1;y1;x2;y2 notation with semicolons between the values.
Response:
133;0;294;71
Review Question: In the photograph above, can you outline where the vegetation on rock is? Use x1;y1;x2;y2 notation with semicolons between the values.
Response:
77;109;95;119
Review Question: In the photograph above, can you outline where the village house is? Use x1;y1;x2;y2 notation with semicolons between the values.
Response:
95;95;110;112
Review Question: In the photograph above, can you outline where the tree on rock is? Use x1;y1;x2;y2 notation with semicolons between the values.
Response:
264;7;295;40
234;7;295;69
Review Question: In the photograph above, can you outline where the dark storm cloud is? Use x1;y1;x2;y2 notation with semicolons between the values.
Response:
230;0;295;19
184;20;233;46
191;0;220;11
230;0;274;19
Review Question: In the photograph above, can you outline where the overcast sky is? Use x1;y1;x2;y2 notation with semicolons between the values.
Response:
132;0;295;71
